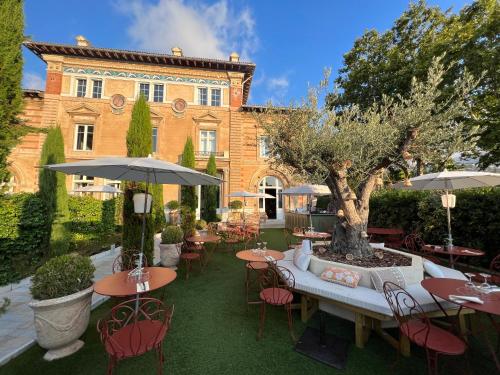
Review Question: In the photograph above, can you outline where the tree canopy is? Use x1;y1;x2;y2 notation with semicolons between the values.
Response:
180;137;197;211
202;154;218;222
327;0;499;169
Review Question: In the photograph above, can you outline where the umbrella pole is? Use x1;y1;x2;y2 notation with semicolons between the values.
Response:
308;194;313;230
139;171;150;268
445;189;453;247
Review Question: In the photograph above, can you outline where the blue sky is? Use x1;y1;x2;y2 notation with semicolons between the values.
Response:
23;0;471;105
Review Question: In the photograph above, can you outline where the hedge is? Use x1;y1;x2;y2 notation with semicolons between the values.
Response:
369;188;500;267
0;194;49;285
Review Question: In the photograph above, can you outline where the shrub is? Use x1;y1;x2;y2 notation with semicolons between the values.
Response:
161;226;184;244
151;184;166;233
180;206;196;237
202;154;218;222
30;253;95;300
180;137;197;211
196;219;207;230
229;200;243;210
0;193;49;285
166;200;180;210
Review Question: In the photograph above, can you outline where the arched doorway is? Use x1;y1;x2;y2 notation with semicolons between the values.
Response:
258;176;283;220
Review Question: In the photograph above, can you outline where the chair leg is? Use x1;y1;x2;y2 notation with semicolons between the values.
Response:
286;303;296;342
258;302;266;340
426;350;438;375
156;344;164;375
107;355;116;375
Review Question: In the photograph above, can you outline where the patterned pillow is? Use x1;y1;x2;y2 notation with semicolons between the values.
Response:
371;268;407;293
320;267;361;288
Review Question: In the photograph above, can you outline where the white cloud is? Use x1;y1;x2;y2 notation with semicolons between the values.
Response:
22;72;45;90
118;0;258;60
266;75;290;104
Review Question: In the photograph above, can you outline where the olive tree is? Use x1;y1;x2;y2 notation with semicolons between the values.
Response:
256;59;478;257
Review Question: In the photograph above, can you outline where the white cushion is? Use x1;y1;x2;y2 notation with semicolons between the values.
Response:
435;264;467;280
279;250;458;317
423;259;445;278
293;240;312;271
371;268;407;293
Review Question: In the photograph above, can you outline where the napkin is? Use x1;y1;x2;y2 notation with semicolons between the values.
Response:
264;255;275;262
462;250;477;254
449;295;484;304
136;281;150;293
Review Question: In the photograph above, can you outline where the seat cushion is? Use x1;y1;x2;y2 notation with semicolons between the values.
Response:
260;287;293;305
423;259;444;278
401;320;466;355
106;320;166;358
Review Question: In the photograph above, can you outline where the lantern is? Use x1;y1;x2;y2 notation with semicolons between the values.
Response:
441;193;456;208
133;193;152;213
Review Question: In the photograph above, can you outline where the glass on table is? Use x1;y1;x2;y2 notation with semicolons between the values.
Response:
464;273;476;289
479;273;491;290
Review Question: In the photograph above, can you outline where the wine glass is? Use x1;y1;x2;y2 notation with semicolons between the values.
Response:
263;242;268;251
479;273;491;290
464;272;475;289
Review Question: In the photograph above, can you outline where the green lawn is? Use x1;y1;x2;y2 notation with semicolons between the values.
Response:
2;229;496;374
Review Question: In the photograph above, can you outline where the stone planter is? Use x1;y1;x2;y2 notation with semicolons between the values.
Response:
308;247;423;289
29;286;94;361
159;243;182;268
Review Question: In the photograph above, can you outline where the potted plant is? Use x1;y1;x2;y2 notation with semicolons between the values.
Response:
166;200;180;224
29;254;95;361
159;225;184;268
133;191;152;213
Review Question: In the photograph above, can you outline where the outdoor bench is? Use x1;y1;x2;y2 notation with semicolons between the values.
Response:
277;250;473;356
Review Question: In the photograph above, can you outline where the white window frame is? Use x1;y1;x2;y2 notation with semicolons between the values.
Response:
199;130;217;155
136;81;166;102
91;79;103;99
72;175;94;191
259;135;270;158
196;86;223;107
138;82;150;101
74;124;94;151
75;78;88;97
152;127;158;153
153;84;164;103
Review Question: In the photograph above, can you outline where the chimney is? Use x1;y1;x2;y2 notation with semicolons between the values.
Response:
171;47;183;57
75;35;91;47
229;52;240;62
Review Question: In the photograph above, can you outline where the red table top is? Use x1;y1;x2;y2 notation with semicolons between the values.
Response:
292;232;332;239
186;234;221;243
422;245;485;257
236;250;285;262
421;278;500;315
367;227;404;235
94;267;177;297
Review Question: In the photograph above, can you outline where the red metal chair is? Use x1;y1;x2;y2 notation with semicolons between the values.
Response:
403;233;426;253
97;297;174;375
112;252;148;274
471;253;500;285
283;229;301;250
180;240;203;280
245;261;269;309
258;266;295;342
383;281;467;375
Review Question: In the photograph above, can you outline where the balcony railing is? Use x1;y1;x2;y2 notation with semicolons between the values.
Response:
194;151;225;157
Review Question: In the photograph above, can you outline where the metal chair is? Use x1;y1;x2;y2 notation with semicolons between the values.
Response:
257;266;296;342
180;240;203;280
97;297;174;375
283;229;301;250
382;281;467;375
112;252;148;274
245;261;269;309
403;233;426;254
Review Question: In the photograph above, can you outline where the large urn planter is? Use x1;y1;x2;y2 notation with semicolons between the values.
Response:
159;243;183;268
29;286;94;361
133;193;152;213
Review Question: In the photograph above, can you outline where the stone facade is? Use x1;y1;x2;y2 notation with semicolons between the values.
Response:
9;41;292;219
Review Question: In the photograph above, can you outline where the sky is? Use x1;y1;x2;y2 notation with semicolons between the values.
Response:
22;0;471;105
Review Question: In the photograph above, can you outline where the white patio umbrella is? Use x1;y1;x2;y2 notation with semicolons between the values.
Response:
226;191;274;225
46;156;221;269
394;170;500;246
73;184;123;194
281;184;331;229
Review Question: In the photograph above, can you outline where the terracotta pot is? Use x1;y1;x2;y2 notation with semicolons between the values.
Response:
159;243;182;268
133;193;152;213
29;286;94;361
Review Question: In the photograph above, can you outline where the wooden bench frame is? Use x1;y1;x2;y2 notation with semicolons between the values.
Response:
292;290;474;357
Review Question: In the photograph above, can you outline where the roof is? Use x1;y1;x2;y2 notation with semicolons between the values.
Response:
22;89;44;99
23;40;256;104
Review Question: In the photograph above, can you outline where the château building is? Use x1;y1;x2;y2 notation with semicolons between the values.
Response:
9;36;291;221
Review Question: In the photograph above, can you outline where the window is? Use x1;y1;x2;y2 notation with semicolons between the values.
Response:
198;87;208;106
259;136;270;157
153;84;164;103
76;79;87;97
73;175;94;191
199;130;216;155
92;80;102;98
139;83;150;100
74;124;94;151
211;88;221;106
152;127;158;153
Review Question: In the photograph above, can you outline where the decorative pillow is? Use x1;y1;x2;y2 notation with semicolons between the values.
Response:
422;259;444;278
370;268;407;293
293;240;312;271
320;267;361;288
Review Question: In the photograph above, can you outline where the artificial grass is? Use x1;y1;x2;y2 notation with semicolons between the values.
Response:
2;229;496;374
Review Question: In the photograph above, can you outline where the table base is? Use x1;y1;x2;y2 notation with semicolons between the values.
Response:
295;326;349;369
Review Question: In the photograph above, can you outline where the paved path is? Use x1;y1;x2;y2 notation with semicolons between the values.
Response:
0;237;161;366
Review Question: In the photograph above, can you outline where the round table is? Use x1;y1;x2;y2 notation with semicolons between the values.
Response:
186;234;221;243
422;245;484;268
421;277;500;370
292;231;331;240
94;267;177;297
236;249;285;263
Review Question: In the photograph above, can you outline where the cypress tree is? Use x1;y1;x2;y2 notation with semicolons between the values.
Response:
180;137;197;211
203;154;218;222
0;0;25;183
38;126;70;256
151;183;166;232
122;95;154;264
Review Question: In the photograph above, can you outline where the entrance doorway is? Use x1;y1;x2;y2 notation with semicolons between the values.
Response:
258;176;283;220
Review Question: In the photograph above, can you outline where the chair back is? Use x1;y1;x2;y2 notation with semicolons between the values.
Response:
112;253;149;273
261;266;295;304
207;222;218;235
403;233;426;254
382;281;431;346
97;297;174;358
490;253;500;272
